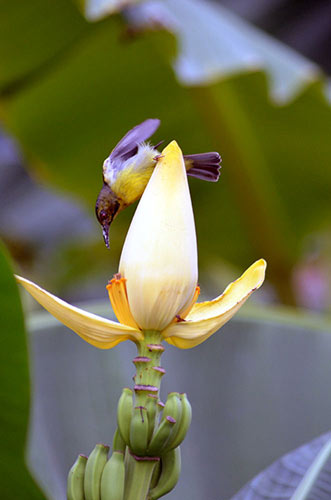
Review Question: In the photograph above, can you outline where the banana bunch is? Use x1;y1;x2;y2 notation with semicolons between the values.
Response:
67;391;191;499
67;443;181;500
117;389;192;458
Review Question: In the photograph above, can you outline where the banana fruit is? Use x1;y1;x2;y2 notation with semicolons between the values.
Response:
117;388;133;447
148;447;181;500
67;454;87;500
167;393;192;451
112;428;126;454
84;443;109;500
130;405;149;455
147;393;181;455
101;451;125;500
146;394;158;442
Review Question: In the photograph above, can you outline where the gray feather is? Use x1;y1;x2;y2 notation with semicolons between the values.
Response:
110;118;160;163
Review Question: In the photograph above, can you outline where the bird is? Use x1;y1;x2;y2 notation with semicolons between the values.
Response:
95;118;221;248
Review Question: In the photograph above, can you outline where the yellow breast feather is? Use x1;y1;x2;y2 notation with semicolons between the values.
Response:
112;164;154;205
111;144;157;204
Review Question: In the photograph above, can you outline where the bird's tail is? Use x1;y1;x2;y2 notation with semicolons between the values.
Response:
184;153;221;182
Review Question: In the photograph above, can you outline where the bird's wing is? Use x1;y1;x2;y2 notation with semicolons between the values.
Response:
110;118;160;162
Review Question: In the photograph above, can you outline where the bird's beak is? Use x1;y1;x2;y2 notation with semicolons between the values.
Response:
95;184;121;249
102;222;111;249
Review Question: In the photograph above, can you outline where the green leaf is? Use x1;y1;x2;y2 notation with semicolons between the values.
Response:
1;15;193;202
0;0;86;92
0;242;44;498
230;433;331;500
189;73;331;303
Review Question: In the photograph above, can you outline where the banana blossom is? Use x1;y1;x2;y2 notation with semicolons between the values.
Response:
16;141;266;349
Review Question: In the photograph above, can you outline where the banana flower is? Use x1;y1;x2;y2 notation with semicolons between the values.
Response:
16;141;266;349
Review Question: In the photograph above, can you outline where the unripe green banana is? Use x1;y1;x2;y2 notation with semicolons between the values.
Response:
149;459;161;490
84;443;109;500
155;393;182;454
147;416;176;456
130;406;149;455
67;454;87;500
166;393;192;451
117;388;133;447
112;428;126;454
146;394;158;442
100;451;125;500
161;393;182;427
148;447;181;500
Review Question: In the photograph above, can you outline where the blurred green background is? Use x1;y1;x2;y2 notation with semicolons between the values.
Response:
0;0;331;498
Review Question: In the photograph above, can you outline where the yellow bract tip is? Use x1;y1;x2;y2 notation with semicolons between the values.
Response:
159;140;183;165
161;139;180;152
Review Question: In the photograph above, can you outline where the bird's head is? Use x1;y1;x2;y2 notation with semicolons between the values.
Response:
95;184;122;249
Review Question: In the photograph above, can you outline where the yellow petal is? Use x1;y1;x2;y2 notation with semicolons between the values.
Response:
176;285;200;320
107;275;140;329
15;275;143;349
162;259;266;349
119;141;198;331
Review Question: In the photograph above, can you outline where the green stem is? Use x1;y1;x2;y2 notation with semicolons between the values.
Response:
133;330;165;408
121;331;165;498
124;451;158;500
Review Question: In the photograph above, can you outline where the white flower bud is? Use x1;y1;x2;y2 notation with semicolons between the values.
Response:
119;141;198;331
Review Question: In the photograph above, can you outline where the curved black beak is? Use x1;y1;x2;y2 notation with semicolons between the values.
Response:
102;222;110;249
95;184;121;249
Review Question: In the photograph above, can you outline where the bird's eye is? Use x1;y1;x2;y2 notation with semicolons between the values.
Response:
99;210;108;222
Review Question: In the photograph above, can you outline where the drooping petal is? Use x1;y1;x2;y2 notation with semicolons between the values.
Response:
119;141;198;331
162;259;266;349
15;275;143;349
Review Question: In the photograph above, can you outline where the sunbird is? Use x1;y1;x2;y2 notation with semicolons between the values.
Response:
96;118;221;248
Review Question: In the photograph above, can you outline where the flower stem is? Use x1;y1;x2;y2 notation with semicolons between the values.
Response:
124;453;158;500
134;330;165;408
120;331;165;498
